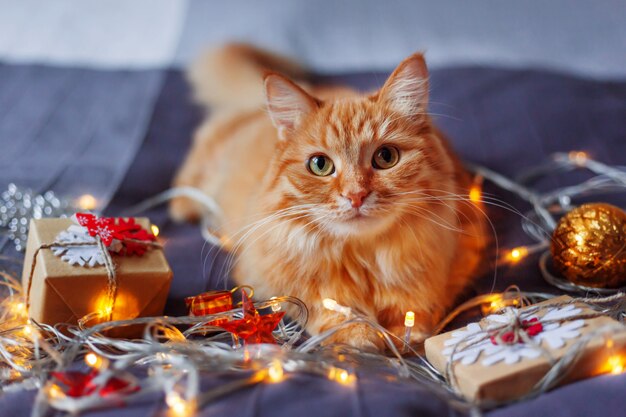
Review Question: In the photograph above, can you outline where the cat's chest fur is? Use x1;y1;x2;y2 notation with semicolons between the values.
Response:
238;210;459;316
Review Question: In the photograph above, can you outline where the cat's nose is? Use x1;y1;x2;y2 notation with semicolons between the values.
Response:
343;190;370;208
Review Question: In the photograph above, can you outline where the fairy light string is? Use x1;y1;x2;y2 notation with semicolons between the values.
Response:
1;151;626;414
2;261;626;414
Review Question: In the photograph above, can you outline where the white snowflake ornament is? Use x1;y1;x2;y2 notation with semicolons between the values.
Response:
442;323;489;365
443;305;586;367
52;225;105;267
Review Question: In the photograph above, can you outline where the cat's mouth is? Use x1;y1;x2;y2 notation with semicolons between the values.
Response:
339;208;384;226
327;209;393;237
343;208;368;221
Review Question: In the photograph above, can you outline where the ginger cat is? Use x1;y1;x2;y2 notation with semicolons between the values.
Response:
171;44;486;350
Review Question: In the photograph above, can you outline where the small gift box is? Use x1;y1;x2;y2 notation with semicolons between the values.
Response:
425;296;626;403
21;214;172;335
185;290;233;317
185;290;234;326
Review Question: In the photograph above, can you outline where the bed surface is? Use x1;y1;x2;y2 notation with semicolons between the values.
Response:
1;1;626;415
2;65;625;416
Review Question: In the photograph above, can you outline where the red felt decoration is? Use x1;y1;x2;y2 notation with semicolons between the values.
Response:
218;290;285;344
490;317;544;345
115;217;156;256
76;213;119;246
74;213;155;254
51;370;138;398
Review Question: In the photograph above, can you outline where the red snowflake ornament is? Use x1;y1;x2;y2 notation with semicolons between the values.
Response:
75;213;119;246
51;370;138;398
218;290;285;344
74;213;156;254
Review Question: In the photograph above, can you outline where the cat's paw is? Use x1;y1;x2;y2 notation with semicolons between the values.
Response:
169;197;201;223
322;323;385;353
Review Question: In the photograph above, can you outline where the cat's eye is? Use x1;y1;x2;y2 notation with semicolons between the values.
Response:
372;146;400;169
308;155;335;176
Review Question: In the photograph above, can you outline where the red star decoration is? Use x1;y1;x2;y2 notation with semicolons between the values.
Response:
218;290;285;344
51;370;138;398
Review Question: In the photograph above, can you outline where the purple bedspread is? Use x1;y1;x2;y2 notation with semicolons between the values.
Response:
2;66;626;416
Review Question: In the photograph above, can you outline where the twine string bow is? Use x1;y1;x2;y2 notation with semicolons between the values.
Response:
489;308;544;346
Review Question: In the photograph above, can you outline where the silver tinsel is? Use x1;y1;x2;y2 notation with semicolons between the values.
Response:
0;184;73;252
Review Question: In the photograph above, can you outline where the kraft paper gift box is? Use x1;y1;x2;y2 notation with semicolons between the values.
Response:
424;296;626;403
21;217;172;336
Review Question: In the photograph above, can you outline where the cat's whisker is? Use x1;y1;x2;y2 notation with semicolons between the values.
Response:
397;205;465;233
217;211;316;284
391;187;504;292
403;194;551;238
221;212;332;279
208;206;319;283
220;206;329;275
222;205;319;250
388;187;550;238
222;204;318;230
218;209;316;277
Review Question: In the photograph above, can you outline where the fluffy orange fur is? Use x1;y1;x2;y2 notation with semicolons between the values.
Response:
171;44;486;350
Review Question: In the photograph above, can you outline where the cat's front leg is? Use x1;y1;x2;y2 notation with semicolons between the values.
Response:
386;324;430;346
381;310;437;347
307;308;385;352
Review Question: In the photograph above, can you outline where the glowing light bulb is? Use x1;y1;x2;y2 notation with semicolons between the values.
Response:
47;384;65;400
402;311;416;352
98;302;113;318
84;352;105;369
11;300;26;316
323;298;337;310
404;311;415;328
103;305;112;316
77;194;97;210
270;296;281;312
267;360;284;383
328;367;354;385
22;321;33;336
607;355;624;375
337;369;350;384
507;246;528;263
480;295;507;315
166;392;193;417
151;224;160;237
322;298;352;317
469;185;482;203
568;151;588;166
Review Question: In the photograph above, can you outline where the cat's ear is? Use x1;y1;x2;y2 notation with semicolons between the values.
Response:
264;73;318;140
378;53;429;118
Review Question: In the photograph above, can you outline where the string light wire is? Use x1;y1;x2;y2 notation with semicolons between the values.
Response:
2;151;626;415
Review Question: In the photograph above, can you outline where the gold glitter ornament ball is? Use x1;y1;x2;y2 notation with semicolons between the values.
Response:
551;203;626;288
